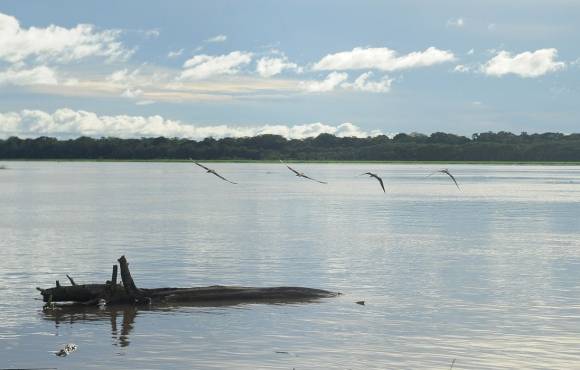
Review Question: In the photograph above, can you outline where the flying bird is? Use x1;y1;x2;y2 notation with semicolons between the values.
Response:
429;168;460;190
280;160;327;184
192;161;237;184
361;172;386;192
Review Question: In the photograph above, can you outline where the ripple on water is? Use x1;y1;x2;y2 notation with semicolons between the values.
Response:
1;162;580;369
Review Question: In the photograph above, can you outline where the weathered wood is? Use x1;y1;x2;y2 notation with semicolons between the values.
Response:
66;274;77;286
117;255;148;303
111;265;118;286
39;256;339;307
40;283;128;303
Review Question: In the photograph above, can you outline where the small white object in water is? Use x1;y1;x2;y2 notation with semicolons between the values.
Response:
98;298;107;308
56;343;78;357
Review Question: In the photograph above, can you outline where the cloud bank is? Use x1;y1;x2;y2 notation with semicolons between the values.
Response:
0;66;58;86
0;109;381;139
342;72;392;93
483;48;565;78
0;12;131;63
180;51;253;80
256;56;299;77
313;47;456;72
302;71;392;93
302;72;349;92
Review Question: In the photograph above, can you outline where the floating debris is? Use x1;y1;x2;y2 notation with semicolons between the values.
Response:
355;301;365;305
43;301;57;311
56;343;78;357
40;291;59;311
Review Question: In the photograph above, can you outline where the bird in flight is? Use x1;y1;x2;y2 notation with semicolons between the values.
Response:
361;172;386;192
429;168;460;190
280;160;327;184
192;161;237;184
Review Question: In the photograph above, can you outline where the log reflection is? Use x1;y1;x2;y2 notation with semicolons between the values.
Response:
41;298;324;348
42;305;139;347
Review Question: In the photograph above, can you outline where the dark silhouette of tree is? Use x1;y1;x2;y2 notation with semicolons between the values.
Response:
0;132;579;161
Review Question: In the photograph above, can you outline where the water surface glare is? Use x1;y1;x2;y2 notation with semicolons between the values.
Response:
1;162;580;369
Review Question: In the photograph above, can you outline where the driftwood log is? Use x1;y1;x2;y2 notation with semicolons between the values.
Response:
38;256;338;307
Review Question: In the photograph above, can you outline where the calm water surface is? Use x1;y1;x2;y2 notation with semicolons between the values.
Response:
1;162;579;369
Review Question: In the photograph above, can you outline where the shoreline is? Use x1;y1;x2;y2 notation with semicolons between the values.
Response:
1;159;580;165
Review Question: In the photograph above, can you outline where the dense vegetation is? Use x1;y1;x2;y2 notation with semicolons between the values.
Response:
1;132;580;161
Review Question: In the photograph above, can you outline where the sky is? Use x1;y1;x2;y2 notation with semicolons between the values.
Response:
0;0;579;139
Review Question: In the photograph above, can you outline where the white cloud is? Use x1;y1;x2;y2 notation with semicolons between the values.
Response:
136;100;155;106
302;72;348;92
0;66;58;86
265;122;379;138
167;48;184;58
121;88;143;98
107;69;133;83
453;64;471;73
447;18;465;28
0;108;382;139
63;78;79;86
342;72;392;93
204;34;227;43
0;12;132;63
467;49;475;55
106;68;147;87
483;48;566;78
313;47;456;72
180;51;253;80
144;29;160;38
302;71;392;94
256;56;299;77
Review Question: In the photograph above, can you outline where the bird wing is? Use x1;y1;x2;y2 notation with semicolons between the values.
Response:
375;175;386;192
194;161;211;171
281;160;326;183
286;165;301;176
212;171;237;184
444;171;461;190
280;160;303;176
301;174;327;184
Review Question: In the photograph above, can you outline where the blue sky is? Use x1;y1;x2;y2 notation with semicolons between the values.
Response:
0;0;579;139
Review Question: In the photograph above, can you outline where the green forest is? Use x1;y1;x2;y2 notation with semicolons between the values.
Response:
1;132;580;161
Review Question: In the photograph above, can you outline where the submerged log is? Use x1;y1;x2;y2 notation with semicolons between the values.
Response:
38;256;338;307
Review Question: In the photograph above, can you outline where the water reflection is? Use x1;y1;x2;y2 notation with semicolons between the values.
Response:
42;305;138;347
40;297;329;348
2;163;580;369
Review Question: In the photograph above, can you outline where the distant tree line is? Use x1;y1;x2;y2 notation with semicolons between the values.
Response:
1;131;580;161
